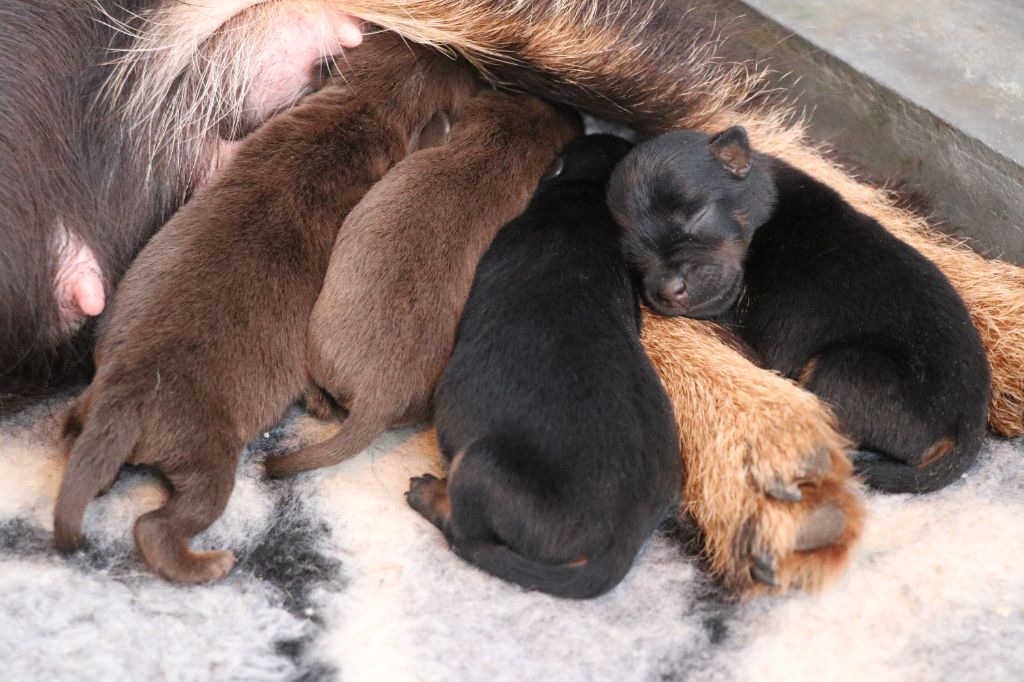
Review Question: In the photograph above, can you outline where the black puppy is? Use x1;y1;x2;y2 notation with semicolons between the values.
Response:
608;127;990;494
406;135;681;599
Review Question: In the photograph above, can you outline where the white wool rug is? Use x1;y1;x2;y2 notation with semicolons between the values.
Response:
1;394;1022;682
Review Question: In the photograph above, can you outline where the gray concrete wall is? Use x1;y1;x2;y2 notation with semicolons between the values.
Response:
715;0;1024;263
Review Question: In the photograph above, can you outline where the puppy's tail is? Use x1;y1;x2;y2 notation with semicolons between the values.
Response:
53;396;139;552
454;539;631;600
265;405;391;477
853;434;983;494
437;434;638;599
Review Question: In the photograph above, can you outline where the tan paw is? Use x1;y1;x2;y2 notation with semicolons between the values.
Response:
700;389;864;597
642;313;865;596
726;444;864;596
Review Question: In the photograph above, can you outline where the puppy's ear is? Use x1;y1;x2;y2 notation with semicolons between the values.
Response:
542;156;565;181
409;111;452;152
709;126;751;179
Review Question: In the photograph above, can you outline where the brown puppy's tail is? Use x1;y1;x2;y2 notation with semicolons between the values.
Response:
53;397;139;552
265;406;391;477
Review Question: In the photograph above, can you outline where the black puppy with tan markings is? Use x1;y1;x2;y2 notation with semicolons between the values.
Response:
608;127;990;493
407;135;681;599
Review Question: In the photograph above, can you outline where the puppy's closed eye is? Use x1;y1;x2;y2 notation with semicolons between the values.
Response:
688;205;713;226
669;203;711;228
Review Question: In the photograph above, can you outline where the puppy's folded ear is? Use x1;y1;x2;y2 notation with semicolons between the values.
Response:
542;156;565;180
409;111;452;153
709;126;751;179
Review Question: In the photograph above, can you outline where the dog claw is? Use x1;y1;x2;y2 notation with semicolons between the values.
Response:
794;504;847;552
766;479;802;502
750;553;779;587
798;445;833;480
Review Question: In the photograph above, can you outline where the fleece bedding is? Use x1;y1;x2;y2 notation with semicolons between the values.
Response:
1;393;1022;682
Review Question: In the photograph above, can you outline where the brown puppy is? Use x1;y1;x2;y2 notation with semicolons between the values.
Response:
265;91;581;476
53;34;477;583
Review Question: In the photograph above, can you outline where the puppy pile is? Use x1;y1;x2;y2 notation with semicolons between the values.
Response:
53;33;991;597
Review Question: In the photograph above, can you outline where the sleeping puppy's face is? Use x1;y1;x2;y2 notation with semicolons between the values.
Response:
607;126;776;319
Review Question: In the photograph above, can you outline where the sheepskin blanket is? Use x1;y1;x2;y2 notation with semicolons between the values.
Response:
1;394;1022;682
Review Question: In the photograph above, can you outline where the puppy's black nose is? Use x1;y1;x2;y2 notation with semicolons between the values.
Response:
660;280;688;306
671;283;688;305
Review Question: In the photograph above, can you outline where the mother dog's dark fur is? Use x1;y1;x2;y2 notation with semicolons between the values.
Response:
609;128;991;493
406;135;681;599
0;1;184;405
53;35;476;583
266;90;580;477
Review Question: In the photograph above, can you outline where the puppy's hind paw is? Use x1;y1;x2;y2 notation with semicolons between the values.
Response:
406;474;450;530
185;550;237;584
134;514;237;584
149;546;236;585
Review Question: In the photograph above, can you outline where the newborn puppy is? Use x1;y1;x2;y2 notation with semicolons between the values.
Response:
53;34;477;583
265;91;581;476
609;127;990;493
406;135;681;599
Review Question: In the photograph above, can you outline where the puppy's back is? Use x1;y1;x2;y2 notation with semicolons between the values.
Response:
742;161;990;492
432;135;681;598
309;91;581;394
265;91;580;477
91;34;476;410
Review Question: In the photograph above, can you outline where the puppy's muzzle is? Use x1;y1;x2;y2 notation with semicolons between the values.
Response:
644;266;742;320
